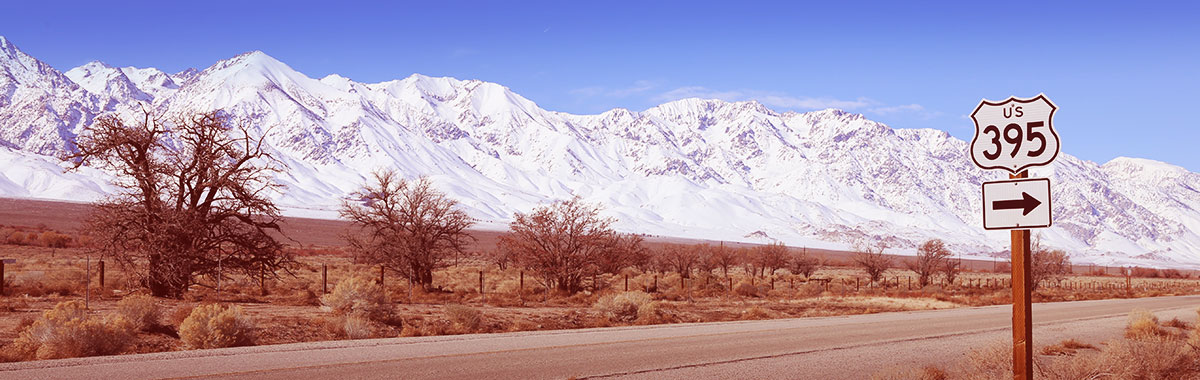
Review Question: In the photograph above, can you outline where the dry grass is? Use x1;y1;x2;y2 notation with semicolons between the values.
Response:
2;241;1199;363
1039;338;1096;356
872;365;948;380
886;308;1200;379
593;291;654;323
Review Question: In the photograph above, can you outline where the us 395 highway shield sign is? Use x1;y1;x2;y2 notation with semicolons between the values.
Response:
969;94;1060;174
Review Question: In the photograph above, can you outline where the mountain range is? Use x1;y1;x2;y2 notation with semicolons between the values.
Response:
1;35;1198;268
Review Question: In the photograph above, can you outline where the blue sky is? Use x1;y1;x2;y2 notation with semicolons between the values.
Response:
6;1;1199;170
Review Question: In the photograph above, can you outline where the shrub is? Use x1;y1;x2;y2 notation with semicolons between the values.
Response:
795;282;824;298
179;304;255;349
342;313;378;339
635;301;662;324
1126;309;1166;339
444;304;483;333
594;291;653;322
954;341;1010;380
38;231;72;248
10;300;133;360
5;231;26;245
321;276;392;322
1103;335;1197;378
116;294;161;331
740;305;775;320
734;281;760;297
1189;309;1200;348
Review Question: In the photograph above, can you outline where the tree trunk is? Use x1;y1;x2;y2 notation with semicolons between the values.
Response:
147;254;187;298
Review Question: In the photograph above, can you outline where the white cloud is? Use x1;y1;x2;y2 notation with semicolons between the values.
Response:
869;104;924;114
570;80;659;98
653;86;745;103
653;86;871;110
568;86;605;96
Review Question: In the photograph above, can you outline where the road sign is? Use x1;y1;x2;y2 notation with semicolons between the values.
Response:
970;94;1060;174
982;178;1051;230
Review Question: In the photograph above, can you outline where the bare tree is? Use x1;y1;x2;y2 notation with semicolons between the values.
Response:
70;110;294;298
853;241;893;285
737;247;760;277
787;247;820;279
757;241;789;277
340;171;475;288
907;239;951;287
708;242;737;277
499;197;633;293
594;233;648;274
694;244;717;277
1030;237;1070;291
658;244;700;279
482;249;515;270
943;256;962;285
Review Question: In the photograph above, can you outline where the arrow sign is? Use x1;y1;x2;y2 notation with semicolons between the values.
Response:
992;192;1042;216
982;178;1052;230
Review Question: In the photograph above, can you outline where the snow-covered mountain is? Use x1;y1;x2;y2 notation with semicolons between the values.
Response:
1;36;1198;268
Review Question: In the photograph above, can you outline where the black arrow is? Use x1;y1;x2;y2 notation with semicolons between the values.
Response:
993;192;1042;216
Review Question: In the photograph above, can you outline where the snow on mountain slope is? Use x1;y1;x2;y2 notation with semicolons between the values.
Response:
0;146;113;200
64;61;152;103
0;35;1198;267
0;36;104;154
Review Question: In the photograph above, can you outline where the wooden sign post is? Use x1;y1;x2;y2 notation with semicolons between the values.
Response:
1010;172;1033;378
971;95;1059;380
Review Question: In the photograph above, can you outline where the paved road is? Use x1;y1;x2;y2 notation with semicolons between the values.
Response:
3;295;1198;380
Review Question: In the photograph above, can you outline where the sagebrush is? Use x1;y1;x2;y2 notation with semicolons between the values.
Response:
9;300;133;360
178;303;256;349
321;276;392;322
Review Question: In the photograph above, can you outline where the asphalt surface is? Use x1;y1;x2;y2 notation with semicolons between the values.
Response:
2;295;1197;380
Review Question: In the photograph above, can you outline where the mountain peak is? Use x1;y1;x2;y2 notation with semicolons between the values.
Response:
208;50;291;74
78;60;115;70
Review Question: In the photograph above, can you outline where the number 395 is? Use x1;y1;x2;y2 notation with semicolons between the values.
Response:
981;121;1047;160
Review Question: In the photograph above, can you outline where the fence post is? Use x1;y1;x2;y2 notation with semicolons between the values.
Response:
653;275;658;292
260;261;266;296
98;260;105;292
479;270;485;305
379;265;385;287
855;277;860;292
624;274;628;292
322;263;328;295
